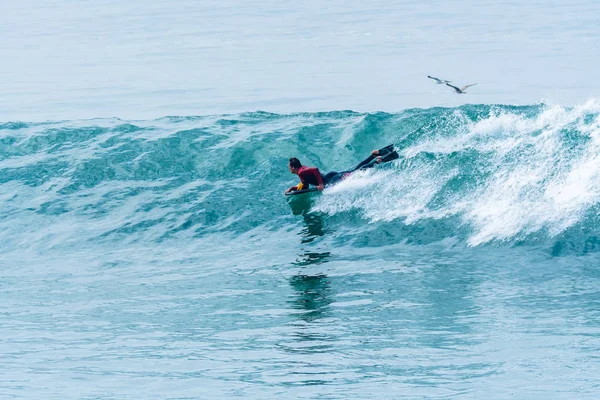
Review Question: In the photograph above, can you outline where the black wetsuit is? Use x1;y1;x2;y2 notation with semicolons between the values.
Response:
322;150;396;186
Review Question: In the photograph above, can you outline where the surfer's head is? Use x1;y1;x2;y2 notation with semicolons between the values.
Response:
289;157;302;174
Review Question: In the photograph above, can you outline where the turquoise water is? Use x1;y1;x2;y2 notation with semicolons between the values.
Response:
2;0;600;398
2;103;600;398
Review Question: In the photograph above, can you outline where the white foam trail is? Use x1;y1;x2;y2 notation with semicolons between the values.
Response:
314;163;459;224
315;99;600;245
466;100;600;245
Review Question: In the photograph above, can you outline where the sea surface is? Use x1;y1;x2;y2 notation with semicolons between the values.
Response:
1;1;600;399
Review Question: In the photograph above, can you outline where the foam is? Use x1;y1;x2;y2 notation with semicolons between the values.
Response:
314;99;600;245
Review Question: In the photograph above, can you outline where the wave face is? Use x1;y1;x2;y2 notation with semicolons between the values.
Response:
4;102;600;399
2;101;600;255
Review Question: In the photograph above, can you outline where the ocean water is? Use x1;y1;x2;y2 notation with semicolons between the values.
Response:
2;0;600;119
2;1;600;399
2;104;600;399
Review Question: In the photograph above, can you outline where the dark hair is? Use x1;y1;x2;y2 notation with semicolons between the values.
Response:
289;157;302;169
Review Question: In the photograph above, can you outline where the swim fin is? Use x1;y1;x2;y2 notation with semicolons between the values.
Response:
379;150;399;163
377;144;394;155
353;145;398;171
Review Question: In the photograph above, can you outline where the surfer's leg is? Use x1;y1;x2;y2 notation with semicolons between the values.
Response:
351;156;376;171
325;171;354;186
322;171;340;186
351;150;400;173
350;144;395;172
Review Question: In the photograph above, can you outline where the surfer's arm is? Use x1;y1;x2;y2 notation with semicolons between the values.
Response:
284;184;299;194
315;170;324;191
284;178;307;194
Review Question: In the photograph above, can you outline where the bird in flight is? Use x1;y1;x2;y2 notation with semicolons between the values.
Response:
446;82;477;94
427;75;451;84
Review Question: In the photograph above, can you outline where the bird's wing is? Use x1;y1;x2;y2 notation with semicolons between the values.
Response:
446;82;461;92
427;75;442;83
461;83;477;91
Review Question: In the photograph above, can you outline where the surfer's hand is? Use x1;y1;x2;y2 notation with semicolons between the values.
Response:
317;184;324;191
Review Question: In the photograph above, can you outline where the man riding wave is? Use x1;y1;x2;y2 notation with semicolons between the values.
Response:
285;145;399;195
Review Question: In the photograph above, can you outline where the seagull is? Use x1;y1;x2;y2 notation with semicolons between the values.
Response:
427;75;451;84
446;82;477;94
